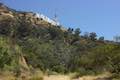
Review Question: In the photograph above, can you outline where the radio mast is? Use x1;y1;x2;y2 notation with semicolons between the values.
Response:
53;9;60;25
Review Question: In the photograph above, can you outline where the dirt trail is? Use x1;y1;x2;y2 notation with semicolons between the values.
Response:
43;75;99;80
43;73;111;80
44;75;70;80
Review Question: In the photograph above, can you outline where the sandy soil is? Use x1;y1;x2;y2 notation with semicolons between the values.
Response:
0;71;111;80
43;72;111;80
44;75;70;80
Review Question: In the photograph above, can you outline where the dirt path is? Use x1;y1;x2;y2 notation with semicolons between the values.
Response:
43;72;111;80
44;75;70;80
43;75;99;80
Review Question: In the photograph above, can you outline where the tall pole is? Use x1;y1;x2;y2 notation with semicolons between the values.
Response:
53;9;60;26
54;9;58;23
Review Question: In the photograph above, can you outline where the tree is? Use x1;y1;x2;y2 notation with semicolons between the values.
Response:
64;28;74;44
48;26;64;40
99;36;104;41
74;28;81;36
67;28;74;34
71;28;81;44
0;16;15;36
16;16;33;39
83;32;89;39
89;32;97;41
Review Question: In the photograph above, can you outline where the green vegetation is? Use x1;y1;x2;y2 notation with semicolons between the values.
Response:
0;3;120;79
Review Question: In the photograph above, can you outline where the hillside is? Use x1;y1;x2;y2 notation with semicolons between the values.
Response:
0;3;60;28
0;3;120;80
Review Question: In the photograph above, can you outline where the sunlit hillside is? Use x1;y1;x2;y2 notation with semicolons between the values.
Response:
0;3;120;80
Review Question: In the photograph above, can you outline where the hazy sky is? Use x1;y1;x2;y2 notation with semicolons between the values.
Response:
1;0;120;40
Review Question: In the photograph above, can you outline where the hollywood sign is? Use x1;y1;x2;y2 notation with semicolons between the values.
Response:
34;13;60;26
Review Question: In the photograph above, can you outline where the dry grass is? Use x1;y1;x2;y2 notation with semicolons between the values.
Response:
0;71;114;80
29;70;43;80
72;72;112;80
0;70;43;80
0;71;16;80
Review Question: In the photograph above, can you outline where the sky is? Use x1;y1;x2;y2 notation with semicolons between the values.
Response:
1;0;120;40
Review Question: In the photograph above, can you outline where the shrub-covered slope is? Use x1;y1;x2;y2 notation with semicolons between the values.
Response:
0;3;120;79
